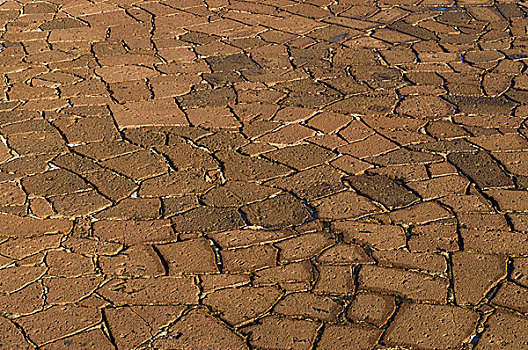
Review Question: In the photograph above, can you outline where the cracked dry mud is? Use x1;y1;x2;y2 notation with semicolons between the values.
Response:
1;0;528;349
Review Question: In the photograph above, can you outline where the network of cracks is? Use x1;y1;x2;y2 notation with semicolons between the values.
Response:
0;0;528;349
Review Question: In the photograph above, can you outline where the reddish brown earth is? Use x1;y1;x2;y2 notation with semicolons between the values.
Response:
1;0;528;349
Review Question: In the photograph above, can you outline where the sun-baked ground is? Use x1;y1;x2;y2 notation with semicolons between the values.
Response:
1;0;528;349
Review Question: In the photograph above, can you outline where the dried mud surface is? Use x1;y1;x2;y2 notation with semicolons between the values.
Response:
1;0;528;349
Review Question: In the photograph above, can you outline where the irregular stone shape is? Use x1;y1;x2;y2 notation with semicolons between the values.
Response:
46;250;95;277
0;182;26;206
201;181;279;208
397;95;456;119
253;261;314;292
98;277;199;305
448;96;516;116
105;305;185;349
0;265;46;293
333;221;406;250
180;31;216;45
21;169;90;197
439;194;493;214
209;229;294;250
95;198;161;220
275;232;335;262
99;245;165;277
266;165;347;200
50;152;100;174
497;3;524;19
313;190;381;220
384;303;478;349
100;150;167;181
447;151;514;189
171;206;245;233
83;169;137;201
217;151;292;181
347;291;396;327
409;220;459;252
337;133;398;159
245;316;319;350
492;282;528;313
372;250;446;275
0;317;32;350
222;244;278;273
0;235;61;260
162;195;200;216
72;141;140;160
203;71;244;87
452;251;507;306
156;141;217;170
317;243;373;265
241;194;310;228
7;131;66;155
93;219;175;244
328;92;397;116
274;292;342;321
331;154;372;175
462;229;528;255
204;285;282;325
96;65;158;83
407;175;469;200
263;143;335;170
122;127;165;147
512;257;528;287
314;265;354;296
0;154;54;175
43;276;103;305
358;265;449;303
17;306;100;345
318;324;382;350
139;169;213;197
207;53;259;72
389;20;437;40
39;17;87;30
186;107;241;129
0;282;44;316
458;213;509;232
53;115;120;144
197;130;248;151
156;238;218;275
200;274;251;293
5;119;54;136
49;190;112;217
366;148;442;166
108;80;151;103
152;309;248;349
344;174;419;209
411;139;476;153
0;141;11;164
388;201;453;225
476;310;528;349
176;87;237;108
40;329;114;350
485;189;528;212
62;237;121;256
242;119;280;139
306;111;351;134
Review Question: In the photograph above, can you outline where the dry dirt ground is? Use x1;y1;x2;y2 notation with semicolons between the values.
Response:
1;0;528;349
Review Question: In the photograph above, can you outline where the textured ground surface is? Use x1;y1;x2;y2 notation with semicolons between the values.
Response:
1;0;528;349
